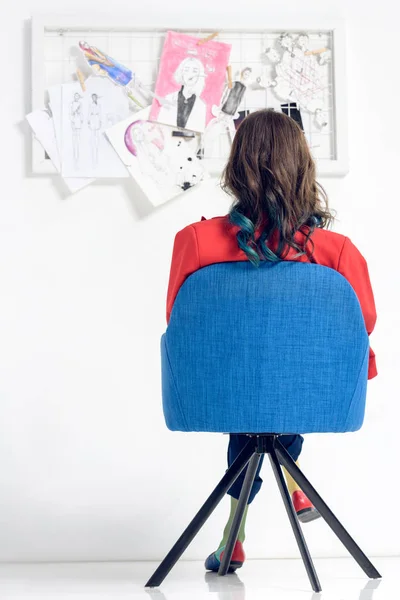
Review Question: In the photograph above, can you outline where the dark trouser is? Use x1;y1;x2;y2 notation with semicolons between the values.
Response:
227;434;304;504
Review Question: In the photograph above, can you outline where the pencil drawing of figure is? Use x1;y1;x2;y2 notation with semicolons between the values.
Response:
157;57;207;132
70;93;83;165
88;93;102;166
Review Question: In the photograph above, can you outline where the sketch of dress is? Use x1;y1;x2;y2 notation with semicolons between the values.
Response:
70;93;83;165
88;94;102;166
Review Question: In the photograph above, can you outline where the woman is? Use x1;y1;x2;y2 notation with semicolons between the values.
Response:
157;57;207;132
166;110;377;572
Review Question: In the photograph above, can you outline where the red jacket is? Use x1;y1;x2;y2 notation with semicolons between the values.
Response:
167;216;377;379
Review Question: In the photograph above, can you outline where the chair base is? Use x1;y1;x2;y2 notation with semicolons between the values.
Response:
145;434;381;591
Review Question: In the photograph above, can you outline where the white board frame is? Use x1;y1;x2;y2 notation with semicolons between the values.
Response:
31;15;349;178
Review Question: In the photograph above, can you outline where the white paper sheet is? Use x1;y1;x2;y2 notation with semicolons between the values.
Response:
26;109;58;167
26;107;93;194
48;84;95;192
60;78;130;178
105;107;209;206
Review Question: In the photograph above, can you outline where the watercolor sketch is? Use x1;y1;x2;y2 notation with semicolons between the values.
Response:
79;40;179;111
201;67;253;159
208;67;253;140
221;67;252;118
106;107;208;206
61;78;130;179
150;31;231;133
79;41;133;87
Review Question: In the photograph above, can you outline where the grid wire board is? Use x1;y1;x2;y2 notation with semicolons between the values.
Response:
32;19;348;177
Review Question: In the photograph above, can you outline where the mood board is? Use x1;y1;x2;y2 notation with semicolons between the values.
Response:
30;16;348;202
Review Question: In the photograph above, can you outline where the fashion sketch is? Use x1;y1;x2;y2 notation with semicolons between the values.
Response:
61;78;130;179
87;94;102;166
79;41;133;87
204;67;253;153
70;93;83;165
105;106;208;206
150;31;231;134
221;67;252;117
157;57;207;132
124;119;170;185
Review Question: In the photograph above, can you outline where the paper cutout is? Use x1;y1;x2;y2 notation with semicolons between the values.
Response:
315;108;329;129
264;33;329;114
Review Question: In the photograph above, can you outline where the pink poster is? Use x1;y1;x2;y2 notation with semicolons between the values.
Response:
150;31;231;133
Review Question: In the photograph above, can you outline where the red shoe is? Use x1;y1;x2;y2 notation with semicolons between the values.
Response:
204;540;245;572
292;490;321;523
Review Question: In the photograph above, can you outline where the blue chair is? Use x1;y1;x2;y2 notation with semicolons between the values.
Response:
146;262;381;591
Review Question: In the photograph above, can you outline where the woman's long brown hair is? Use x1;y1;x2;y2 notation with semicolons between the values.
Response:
222;109;334;265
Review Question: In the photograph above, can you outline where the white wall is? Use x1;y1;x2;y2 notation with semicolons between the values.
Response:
0;0;399;563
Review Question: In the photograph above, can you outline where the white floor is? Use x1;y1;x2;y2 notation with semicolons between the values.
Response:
0;557;397;600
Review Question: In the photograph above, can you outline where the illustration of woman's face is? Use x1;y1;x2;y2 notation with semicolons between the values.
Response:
182;61;201;87
242;69;252;82
92;94;98;102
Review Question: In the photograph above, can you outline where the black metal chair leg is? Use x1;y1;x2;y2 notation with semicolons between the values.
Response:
269;447;322;593
274;439;382;580
145;438;256;588
218;452;261;576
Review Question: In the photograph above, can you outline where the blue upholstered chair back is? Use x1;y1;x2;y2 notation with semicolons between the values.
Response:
161;262;369;434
